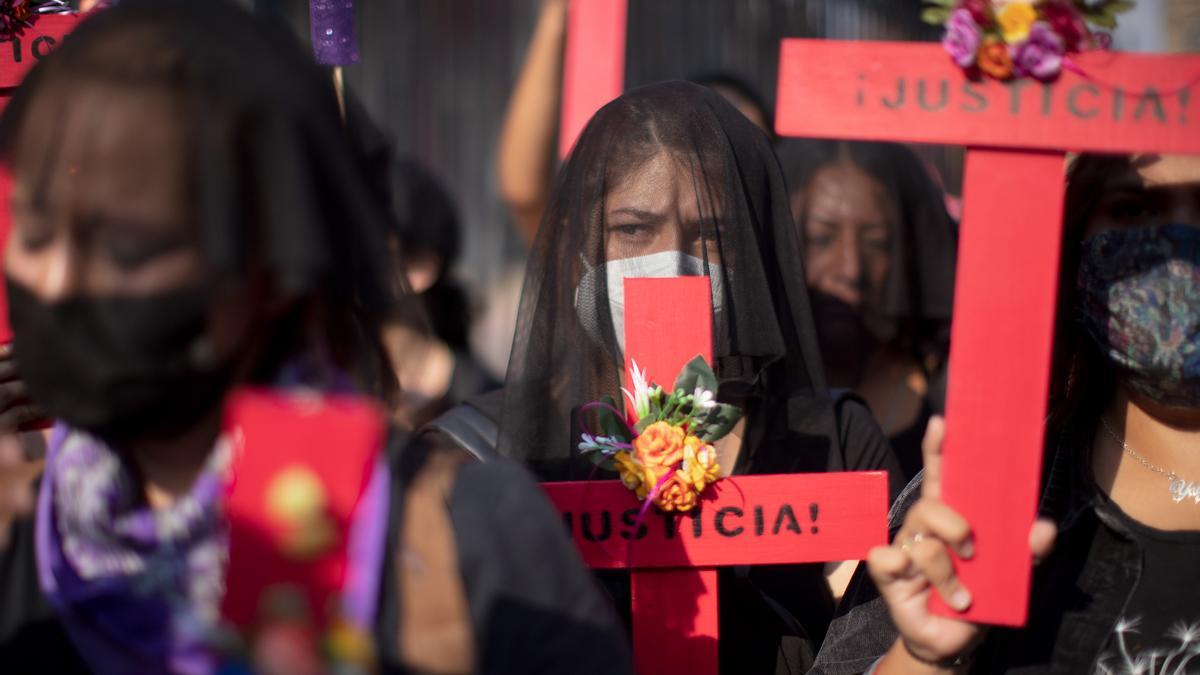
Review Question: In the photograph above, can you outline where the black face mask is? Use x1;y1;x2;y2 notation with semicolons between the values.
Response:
7;278;234;445
810;291;881;388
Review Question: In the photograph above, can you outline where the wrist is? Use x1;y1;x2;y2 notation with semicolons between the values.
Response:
879;638;971;674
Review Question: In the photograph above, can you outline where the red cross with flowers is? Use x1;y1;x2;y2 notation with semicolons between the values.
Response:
776;40;1200;625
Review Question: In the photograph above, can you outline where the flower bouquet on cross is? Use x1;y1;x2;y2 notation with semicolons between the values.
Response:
578;357;743;513
0;0;70;42
924;0;1135;81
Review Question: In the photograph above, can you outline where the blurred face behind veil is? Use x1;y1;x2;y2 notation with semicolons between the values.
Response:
500;81;839;481
778;140;957;390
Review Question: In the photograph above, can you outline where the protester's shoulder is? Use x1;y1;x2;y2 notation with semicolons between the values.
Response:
0;511;89;673
834;395;880;444
833;393;908;502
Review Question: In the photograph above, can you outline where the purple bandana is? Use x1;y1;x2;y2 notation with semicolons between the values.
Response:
36;424;232;675
34;367;391;673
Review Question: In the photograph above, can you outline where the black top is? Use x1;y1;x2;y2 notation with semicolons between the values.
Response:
0;503;90;674
1093;502;1200;672
378;431;631;675
812;429;1200;675
714;395;903;675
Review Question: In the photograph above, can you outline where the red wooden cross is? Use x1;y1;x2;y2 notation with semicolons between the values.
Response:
544;277;889;675
777;41;1200;626
0;14;81;343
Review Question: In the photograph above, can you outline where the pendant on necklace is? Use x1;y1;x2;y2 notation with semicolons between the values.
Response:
1168;476;1200;504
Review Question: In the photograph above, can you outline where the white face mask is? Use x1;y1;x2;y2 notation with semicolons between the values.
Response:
574;250;727;355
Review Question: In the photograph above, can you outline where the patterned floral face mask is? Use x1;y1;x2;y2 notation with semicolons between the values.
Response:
1077;223;1200;407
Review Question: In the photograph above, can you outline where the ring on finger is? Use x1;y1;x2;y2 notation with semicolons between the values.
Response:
898;531;926;552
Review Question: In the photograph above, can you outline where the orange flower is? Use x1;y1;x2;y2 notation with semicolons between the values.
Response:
655;472;700;512
613;451;646;498
681;436;721;489
977;37;1014;80
633;421;686;468
614;450;670;500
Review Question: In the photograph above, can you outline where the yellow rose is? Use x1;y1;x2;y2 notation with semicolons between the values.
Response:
640;464;672;501
614;451;645;496
681;436;721;489
997;2;1037;44
654;472;700;512
633;421;686;468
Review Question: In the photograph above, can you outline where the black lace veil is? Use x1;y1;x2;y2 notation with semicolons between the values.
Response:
498;81;842;481
777;139;957;368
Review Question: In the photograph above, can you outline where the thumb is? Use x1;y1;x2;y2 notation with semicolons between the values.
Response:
920;416;945;501
1030;518;1057;565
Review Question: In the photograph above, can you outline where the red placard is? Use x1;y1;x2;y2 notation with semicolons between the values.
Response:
0;15;81;88
544;472;888;568
631;569;719;674
558;0;626;158
929;149;1065;625
622;276;713;408
776;40;1200;155
221;389;386;630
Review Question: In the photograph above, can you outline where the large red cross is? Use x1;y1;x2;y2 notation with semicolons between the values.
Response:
776;41;1200;625
544;276;889;675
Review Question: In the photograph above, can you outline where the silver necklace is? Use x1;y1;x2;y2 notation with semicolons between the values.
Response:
1100;416;1200;505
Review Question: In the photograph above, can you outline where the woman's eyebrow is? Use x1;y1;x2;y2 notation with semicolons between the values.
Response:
608;207;666;222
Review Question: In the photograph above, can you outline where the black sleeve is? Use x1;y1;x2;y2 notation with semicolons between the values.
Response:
836;398;907;505
449;459;634;675
809;473;924;675
0;513;88;673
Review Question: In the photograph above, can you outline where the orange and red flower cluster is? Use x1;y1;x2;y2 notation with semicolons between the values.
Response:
612;421;721;512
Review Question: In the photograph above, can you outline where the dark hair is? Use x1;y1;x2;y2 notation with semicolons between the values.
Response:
690;71;774;142
777;139;958;370
0;0;402;399
1044;155;1129;467
389;159;472;349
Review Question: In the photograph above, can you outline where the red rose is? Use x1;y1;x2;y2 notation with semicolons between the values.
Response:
1040;1;1087;51
960;0;991;27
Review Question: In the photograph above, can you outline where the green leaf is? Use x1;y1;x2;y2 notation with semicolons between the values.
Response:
1104;0;1136;14
925;0;957;7
696;403;742;443
1087;12;1118;29
674;355;719;397
634;416;654;435
596;395;629;441
921;7;952;25
584;453;618;472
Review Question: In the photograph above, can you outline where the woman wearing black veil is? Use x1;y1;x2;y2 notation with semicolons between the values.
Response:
0;2;627;673
466;80;905;673
777;140;957;481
